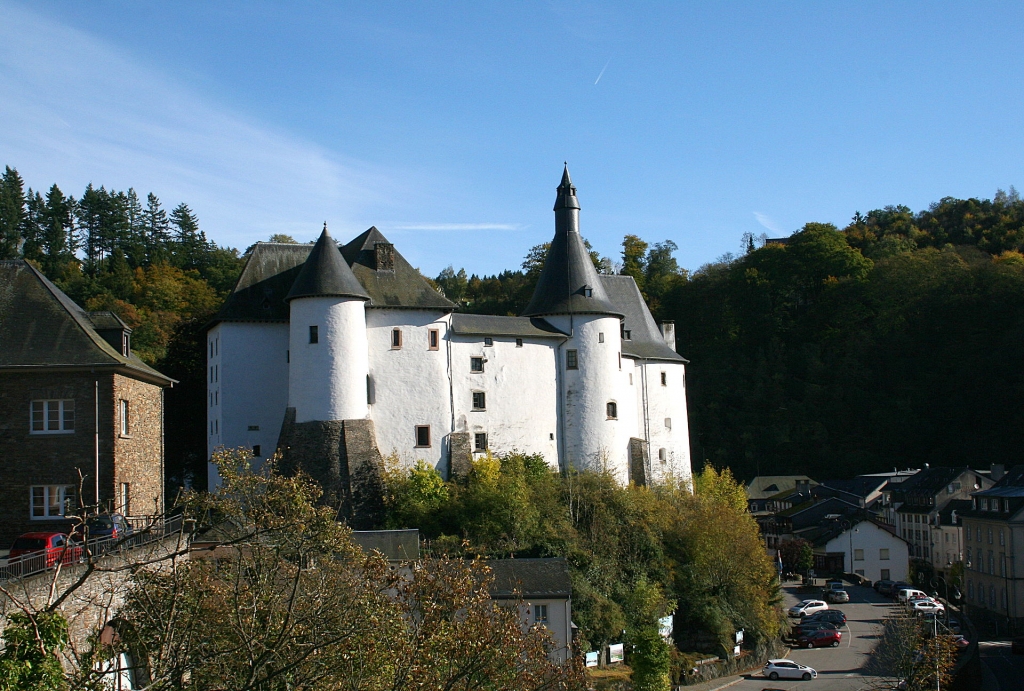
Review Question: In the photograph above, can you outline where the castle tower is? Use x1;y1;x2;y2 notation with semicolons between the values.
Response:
285;226;371;423
523;166;626;476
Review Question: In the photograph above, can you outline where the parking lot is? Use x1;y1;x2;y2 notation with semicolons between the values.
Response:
725;582;895;690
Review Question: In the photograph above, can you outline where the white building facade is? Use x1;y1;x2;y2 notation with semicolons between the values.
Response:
207;168;691;489
824;520;910;583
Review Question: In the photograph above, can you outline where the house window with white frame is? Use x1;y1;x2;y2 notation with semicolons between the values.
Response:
880;548;890;560
119;400;130;436
534;604;548;623
30;399;75;433
31;485;75;519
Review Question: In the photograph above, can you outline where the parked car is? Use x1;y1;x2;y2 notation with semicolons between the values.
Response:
77;514;134;541
804;610;847;626
875;579;895;595
796;629;842;648
952;635;970;649
912;600;945;615
827;589;850;603
788;600;829;618
8;532;83;568
763;659;818;681
791;621;838;638
897;588;928;603
889;581;911;598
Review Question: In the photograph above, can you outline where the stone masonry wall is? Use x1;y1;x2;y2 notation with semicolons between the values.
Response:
112;374;164;517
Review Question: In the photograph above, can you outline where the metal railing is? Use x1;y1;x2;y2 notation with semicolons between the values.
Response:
0;514;185;583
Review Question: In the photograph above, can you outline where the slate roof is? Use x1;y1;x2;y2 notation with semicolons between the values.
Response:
213;242;312;323
340;227;455;310
286;227;369;302
746;475;817;501
212;228;454;325
781;496;861;531
488;557;572;599
938;499;972;525
599;275;686;362
450;314;566;338
0;260;174;386
896;466;971;496
521;167;622;318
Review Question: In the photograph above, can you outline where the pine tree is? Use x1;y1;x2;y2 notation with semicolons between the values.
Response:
77;183;105;274
170;202;204;270
20;189;46;263
123;188;146;268
0;166;26;259
41;184;74;276
143;192;171;265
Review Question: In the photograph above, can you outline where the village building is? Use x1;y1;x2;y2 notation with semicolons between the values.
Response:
206;167;692;496
0;260;174;548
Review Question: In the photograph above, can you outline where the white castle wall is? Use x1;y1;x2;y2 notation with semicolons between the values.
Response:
450;335;560;467
288;297;369;423
208;321;290;488
365;309;453;471
546;314;628;480
638;361;692;485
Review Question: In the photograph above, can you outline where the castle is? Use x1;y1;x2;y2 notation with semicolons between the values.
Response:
207;167;691;499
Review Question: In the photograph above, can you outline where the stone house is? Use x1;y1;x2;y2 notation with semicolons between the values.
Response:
488;557;573;663
0;260;174;548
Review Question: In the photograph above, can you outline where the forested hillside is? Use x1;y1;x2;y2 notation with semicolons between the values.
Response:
0;165;245;490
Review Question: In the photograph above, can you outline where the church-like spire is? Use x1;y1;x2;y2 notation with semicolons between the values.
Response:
521;167;621;318
286;227;370;302
554;163;580;212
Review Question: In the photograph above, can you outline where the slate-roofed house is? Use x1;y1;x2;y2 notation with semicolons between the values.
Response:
0;260;174;547
807;518;909;582
893;465;991;580
488;557;573;663
962;465;1024;628
207;168;692;510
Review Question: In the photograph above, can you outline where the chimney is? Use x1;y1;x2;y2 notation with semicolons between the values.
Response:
796;479;810;495
659;321;676;351
991;464;1006;482
374;242;395;272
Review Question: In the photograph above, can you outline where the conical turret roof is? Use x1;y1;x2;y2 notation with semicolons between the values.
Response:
286;226;370;302
522;167;622;318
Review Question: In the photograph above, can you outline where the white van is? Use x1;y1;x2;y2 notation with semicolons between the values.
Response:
896;588;927;603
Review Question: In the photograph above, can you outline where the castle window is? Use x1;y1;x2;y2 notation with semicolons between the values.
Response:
428;329;439;350
415;425;431;448
584;286;593;298
286;350;289;363
618;353;621;370
624;330;631;340
566;349;578;370
471;357;484;373
664;417;671;430
30;485;75;519
30;399;75;434
210;341;214;357
252;445;261;457
309;325;318;344
516;338;523;348
598;332;604;343
660;372;667;386
606;401;617;419
119;400;130;436
484;337;493;347
215;391;218;405
658;448;667;462
472;391;486;411
391;328;402;349
474;432;487;452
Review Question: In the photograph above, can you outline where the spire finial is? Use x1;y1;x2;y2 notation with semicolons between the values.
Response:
323;221;328;233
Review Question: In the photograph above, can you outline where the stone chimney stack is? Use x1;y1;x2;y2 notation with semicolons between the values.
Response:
659;321;676;351
991;464;1006;482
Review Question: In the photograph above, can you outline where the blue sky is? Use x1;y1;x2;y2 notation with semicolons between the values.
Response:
1;1;1022;277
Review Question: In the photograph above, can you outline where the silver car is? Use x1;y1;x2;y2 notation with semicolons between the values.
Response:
763;659;818;681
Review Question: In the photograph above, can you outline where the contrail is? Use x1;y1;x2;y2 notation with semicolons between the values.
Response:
594;59;610;85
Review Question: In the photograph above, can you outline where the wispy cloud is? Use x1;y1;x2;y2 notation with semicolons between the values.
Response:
594;59;610;85
0;2;392;249
388;222;521;231
753;211;781;234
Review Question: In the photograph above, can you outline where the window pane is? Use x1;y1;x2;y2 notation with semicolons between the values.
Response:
31;401;44;431
471;357;483;373
475;433;487;451
32;486;44;516
566;350;578;369
63;399;74;431
473;392;486;410
47;486;61;516
47;402;59;430
416;426;430;447
309;325;318;344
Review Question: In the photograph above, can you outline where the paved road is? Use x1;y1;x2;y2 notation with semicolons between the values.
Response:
727;583;892;690
979;640;1024;691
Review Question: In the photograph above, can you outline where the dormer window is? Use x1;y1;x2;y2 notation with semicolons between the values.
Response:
584;285;593;298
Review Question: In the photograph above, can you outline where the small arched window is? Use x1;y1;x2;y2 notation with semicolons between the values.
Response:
606;401;617;419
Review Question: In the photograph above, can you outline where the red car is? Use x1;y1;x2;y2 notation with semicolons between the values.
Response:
8;532;83;568
795;628;842;648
